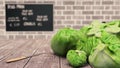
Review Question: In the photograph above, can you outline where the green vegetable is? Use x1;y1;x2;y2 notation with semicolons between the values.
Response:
76;36;100;56
117;32;120;40
100;31;120;44
105;21;120;33
89;43;120;68
87;20;106;37
51;28;80;56
67;50;87;67
51;20;120;68
77;20;120;56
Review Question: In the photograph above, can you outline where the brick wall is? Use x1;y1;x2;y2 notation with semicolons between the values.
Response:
0;0;120;39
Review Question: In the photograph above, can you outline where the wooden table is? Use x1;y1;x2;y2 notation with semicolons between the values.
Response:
0;39;91;68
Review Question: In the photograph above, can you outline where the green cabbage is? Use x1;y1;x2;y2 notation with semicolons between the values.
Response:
51;20;120;68
76;36;100;56
89;43;120;68
51;28;80;56
100;31;120;44
105;21;120;33
76;20;120;56
67;50;87;67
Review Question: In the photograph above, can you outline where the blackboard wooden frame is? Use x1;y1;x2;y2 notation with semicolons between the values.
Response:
6;4;53;31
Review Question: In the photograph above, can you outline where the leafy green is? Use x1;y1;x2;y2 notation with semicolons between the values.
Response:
100;31;120;44
105;21;120;33
67;50;87;67
89;43;120;68
76;36;100;56
51;28;80;56
87;20;106;37
51;20;120;68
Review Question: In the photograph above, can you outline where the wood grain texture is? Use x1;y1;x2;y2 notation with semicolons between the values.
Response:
24;39;60;68
0;40;30;68
0;39;91;68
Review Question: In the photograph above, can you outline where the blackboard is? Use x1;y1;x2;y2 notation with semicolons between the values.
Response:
6;4;53;31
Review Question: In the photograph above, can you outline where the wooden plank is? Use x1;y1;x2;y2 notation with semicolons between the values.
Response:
0;40;15;54
60;57;72;68
0;40;27;60
0;39;33;68
0;39;49;68
0;40;12;48
24;39;60;68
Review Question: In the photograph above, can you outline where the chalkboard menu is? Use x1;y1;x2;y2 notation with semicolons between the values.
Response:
6;4;53;31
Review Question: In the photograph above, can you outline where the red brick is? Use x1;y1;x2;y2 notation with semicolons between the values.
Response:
102;1;113;5
82;1;94;5
63;11;74;15
63;1;74;5
82;11;94;15
73;6;85;10
92;16;104;19
54;6;65;10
